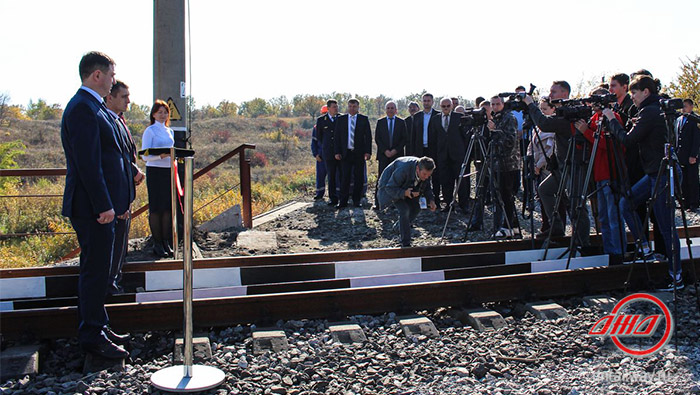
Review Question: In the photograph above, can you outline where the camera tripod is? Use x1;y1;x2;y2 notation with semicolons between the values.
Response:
564;115;635;269
539;123;591;261
521;125;538;249
439;123;515;242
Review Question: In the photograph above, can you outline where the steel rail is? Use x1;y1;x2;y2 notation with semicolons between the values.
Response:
3;225;700;279
1;260;697;340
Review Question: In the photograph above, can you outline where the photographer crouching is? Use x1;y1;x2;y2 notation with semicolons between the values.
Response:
489;96;521;238
602;75;682;290
377;156;437;247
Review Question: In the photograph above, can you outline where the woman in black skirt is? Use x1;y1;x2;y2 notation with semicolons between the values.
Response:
141;100;175;257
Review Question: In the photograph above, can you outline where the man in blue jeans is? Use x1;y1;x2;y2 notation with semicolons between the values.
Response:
603;75;682;291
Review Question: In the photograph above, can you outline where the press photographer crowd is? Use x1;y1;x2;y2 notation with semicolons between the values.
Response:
310;71;700;292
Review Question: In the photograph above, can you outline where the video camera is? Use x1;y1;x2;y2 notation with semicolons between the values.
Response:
581;93;617;107
660;98;683;113
460;107;489;127
552;98;593;122
498;83;537;113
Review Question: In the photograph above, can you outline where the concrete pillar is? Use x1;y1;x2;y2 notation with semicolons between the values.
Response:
154;0;188;148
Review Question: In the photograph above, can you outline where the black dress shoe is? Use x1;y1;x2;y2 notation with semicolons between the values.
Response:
467;223;482;231
328;200;338;206
336;203;348;209
153;241;167;258
162;240;174;257
103;327;130;346
314;195;324;201
353;202;362;208
81;339;129;359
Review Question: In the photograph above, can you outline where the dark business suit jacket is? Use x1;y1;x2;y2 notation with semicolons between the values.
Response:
411;109;440;157
110;112;139;203
375;116;406;162
334;113;372;158
61;89;131;219
316;113;338;160
430;111;468;163
377;156;435;210
404;115;414;155
676;113;700;165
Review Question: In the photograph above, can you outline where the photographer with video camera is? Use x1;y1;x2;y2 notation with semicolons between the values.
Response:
466;100;493;231
602;75;682;290
523;81;591;246
489;95;521;238
574;88;626;262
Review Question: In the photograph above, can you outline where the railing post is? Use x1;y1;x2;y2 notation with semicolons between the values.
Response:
170;147;179;260
240;150;252;228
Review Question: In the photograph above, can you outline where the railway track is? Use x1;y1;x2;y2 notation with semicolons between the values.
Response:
2;226;700;340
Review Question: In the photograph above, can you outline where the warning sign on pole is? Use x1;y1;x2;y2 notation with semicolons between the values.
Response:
167;97;182;121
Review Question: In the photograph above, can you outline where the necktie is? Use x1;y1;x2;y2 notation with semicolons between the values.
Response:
443;115;449;130
388;117;394;147
349;116;356;150
118;115;137;162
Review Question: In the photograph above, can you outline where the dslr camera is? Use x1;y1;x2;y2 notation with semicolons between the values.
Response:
551;98;592;122
660;98;683;112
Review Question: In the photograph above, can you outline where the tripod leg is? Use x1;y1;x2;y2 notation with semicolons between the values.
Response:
672;164;700;310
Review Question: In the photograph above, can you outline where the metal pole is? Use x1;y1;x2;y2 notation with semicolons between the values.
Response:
183;157;194;377
151;154;225;392
240;153;253;228
170;147;179;259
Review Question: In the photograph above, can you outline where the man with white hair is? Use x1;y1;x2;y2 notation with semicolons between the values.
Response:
429;97;470;212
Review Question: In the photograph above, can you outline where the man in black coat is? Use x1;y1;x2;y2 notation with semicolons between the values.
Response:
316;99;340;205
375;101;406;206
430;97;469;212
104;80;145;295
676;99;700;210
412;93;441;203
404;101;419;155
61;51;131;359
334;98;372;208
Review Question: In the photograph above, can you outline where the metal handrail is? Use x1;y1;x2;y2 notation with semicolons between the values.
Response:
0;143;255;261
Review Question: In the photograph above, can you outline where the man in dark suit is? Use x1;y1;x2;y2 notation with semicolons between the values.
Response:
374;101;406;207
334;98;372;208
430;97;469;212
61;52;131;359
377;156;437;247
405;101;419;155
104;80;145;295
412;93;441;203
317;99;340;205
676;99;700;210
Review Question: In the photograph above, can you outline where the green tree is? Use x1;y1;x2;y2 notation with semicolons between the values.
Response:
292;94;324;118
0;140;26;189
239;98;271;118
269;95;293;117
124;102;150;122
667;56;700;106
26;99;62;120
217;100;239;118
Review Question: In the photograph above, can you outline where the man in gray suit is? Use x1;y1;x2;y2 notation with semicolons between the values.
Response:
377;156;437;247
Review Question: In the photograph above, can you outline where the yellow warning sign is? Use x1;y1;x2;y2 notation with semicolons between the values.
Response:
166;97;182;121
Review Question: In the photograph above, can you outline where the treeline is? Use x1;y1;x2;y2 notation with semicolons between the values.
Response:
2;55;698;124
0;91;473;125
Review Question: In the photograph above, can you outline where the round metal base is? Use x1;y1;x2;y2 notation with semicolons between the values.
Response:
151;365;225;393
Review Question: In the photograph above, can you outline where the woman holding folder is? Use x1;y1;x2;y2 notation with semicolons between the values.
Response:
141;99;175;257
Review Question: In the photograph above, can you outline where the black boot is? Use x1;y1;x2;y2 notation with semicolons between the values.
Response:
149;212;168;258
161;212;174;257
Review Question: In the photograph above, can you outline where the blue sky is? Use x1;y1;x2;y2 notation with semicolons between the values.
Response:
0;0;698;108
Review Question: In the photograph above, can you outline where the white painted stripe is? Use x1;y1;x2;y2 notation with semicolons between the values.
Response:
135;285;248;303
530;255;609;273
334;257;422;279
505;247;572;265
0;277;46;299
349;271;445;288
0;301;14;312
145;267;241;291
680;243;700;260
